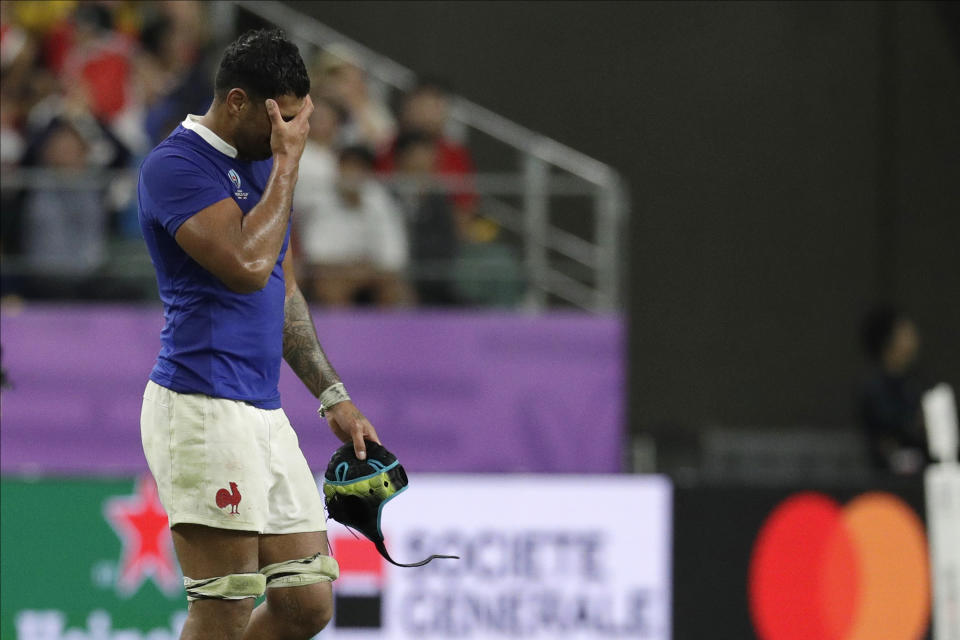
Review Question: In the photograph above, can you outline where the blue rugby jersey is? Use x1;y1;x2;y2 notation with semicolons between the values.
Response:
138;116;289;409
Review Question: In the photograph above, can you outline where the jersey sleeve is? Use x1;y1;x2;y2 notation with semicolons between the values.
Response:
140;150;232;237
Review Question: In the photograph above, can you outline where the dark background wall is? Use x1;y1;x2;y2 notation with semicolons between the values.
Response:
286;1;960;433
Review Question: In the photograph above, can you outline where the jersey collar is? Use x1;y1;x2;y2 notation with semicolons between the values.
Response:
181;115;238;158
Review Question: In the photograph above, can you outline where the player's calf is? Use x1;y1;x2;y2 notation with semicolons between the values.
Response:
243;552;339;640
264;582;334;639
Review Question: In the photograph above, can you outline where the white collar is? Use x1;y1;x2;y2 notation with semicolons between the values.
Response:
181;115;238;158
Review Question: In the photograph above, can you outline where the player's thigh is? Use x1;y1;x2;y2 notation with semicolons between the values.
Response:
173;523;260;577
259;531;333;617
172;524;261;624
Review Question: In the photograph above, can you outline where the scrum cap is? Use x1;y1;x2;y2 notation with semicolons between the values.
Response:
323;440;458;567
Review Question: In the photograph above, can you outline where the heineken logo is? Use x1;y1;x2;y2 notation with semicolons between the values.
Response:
103;476;180;597
2;476;188;639
15;610;185;640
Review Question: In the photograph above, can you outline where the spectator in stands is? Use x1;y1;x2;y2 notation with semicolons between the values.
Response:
115;2;211;239
392;130;460;306
56;3;145;151
1;3;36;290
2;1;56;138
13;1;145;155
0;89;25;289
291;95;345;278
312;44;396;151
379;79;478;238
137;1;212;146
294;145;410;307
21;118;108;283
0;1;37;93
858;305;931;474
11;47;130;292
0;89;24;168
295;94;347;206
21;79;131;175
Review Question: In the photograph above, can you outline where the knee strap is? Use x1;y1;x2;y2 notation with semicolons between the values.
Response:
260;552;340;588
183;573;266;601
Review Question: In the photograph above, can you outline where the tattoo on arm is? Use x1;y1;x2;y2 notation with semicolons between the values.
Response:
283;286;341;398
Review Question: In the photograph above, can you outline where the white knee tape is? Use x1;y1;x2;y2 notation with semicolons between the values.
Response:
260;552;340;588
183;573;266;601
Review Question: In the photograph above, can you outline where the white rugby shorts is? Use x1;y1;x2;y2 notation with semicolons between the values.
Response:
140;380;327;534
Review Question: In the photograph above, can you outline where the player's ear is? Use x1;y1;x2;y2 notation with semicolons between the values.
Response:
225;88;249;118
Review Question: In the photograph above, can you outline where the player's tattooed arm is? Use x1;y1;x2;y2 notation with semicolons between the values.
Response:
281;251;380;458
282;285;341;398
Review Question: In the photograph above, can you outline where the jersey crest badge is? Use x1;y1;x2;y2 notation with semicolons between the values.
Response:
227;169;241;190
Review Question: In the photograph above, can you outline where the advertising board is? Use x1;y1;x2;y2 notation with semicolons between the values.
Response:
0;477;186;639
926;463;960;640
1;474;672;640
673;480;931;640
0;306;625;476
324;474;673;640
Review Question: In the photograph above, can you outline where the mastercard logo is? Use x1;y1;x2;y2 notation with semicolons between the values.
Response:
748;491;930;640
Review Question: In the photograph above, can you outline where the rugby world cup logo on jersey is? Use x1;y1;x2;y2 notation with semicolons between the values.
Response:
228;169;248;200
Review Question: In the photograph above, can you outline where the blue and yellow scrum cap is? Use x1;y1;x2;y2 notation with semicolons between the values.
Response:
323;440;458;568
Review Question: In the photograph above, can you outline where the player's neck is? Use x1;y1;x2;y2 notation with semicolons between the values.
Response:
197;105;238;150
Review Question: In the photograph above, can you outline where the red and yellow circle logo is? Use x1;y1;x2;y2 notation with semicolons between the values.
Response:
748;491;930;640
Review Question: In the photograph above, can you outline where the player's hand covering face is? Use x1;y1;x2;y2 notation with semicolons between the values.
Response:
324;400;381;461
266;93;313;160
231;91;312;161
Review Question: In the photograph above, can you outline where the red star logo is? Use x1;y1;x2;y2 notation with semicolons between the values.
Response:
104;476;180;597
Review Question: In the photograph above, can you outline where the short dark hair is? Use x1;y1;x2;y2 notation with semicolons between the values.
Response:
339;145;376;169
860;304;904;361
393;129;435;157
314;94;349;125
74;3;113;33
215;29;309;101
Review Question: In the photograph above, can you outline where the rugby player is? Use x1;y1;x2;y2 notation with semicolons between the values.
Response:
138;29;379;639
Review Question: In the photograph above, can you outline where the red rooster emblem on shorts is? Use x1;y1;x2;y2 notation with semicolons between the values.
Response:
215;482;242;515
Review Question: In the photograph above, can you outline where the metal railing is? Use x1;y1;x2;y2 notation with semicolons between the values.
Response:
218;0;629;311
1;168;608;309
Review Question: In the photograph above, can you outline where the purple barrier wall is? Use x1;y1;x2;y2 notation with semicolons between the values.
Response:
1;305;624;475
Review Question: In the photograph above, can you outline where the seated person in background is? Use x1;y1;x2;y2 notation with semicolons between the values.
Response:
22;118;107;286
137;2;214;146
0;89;26;275
392;130;460;306
296;94;347;201
289;94;344;280
293;145;410;307
312;44;395;152
857;305;931;474
378;79;478;238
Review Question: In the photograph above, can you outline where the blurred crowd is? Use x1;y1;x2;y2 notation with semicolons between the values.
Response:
0;0;521;307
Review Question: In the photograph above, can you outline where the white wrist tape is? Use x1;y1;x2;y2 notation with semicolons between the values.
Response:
318;383;350;418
